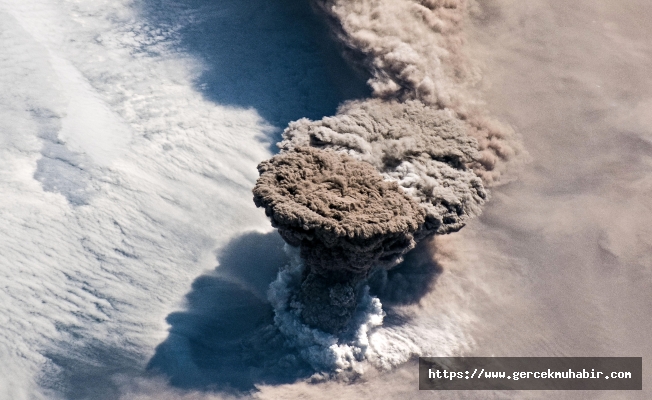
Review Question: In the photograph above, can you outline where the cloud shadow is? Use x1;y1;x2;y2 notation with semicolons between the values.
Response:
368;240;443;326
148;233;443;394
147;231;314;394
139;0;370;148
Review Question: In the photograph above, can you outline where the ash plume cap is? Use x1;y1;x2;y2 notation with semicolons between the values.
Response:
278;99;489;236
253;146;426;275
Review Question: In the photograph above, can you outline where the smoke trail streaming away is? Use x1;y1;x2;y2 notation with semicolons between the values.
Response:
253;0;521;348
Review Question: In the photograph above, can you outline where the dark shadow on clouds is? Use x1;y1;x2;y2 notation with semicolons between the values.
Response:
368;240;443;327
139;0;370;147
147;231;314;394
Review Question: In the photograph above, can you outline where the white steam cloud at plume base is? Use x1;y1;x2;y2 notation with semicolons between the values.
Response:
253;0;522;344
265;242;474;376
2;0;652;399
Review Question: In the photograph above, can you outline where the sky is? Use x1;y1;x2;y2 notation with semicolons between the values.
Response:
0;0;650;399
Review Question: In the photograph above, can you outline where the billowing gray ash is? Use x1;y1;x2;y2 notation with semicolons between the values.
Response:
253;0;520;335
253;147;425;332
279;100;487;235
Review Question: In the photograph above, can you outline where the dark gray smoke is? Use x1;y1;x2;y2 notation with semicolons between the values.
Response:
253;0;520;335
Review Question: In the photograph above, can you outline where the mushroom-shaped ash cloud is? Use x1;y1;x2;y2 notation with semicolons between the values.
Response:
251;0;522;341
253;147;425;332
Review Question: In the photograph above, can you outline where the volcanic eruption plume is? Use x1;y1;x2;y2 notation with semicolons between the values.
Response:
253;0;520;339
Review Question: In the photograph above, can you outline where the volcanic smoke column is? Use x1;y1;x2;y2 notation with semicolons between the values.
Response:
253;0;519;334
253;102;489;333
253;147;426;332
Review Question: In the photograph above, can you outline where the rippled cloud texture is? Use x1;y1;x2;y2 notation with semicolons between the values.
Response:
1;0;651;399
0;0;354;397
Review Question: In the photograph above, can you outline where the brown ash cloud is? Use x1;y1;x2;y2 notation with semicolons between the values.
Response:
312;0;521;182
252;0;521;336
280;100;487;235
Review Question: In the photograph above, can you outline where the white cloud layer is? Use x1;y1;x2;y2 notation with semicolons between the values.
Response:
0;0;274;397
